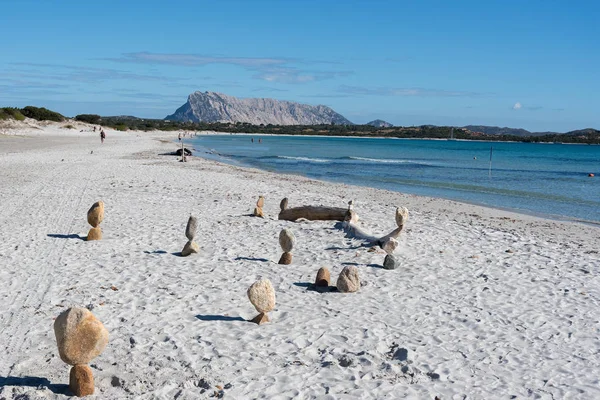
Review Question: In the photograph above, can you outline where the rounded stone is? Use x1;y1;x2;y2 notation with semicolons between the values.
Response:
70;365;95;397
395;206;409;227
383;254;399;270
382;238;398;255
54;307;109;366
315;267;330;287
247;279;276;313
279;228;295;252
87;201;104;228
336;266;360;293
86;227;102;241
280;198;288;211
257;196;265;208
278;251;293;265
181;240;199;256
185;215;198;241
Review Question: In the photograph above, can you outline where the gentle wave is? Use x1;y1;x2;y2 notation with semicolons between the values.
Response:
348;156;442;167
275;155;331;163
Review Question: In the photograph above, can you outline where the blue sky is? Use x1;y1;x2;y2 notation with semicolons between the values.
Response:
1;0;598;132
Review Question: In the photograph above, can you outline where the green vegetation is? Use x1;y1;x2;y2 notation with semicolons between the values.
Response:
74;114;101;124
1;106;64;122
20;106;64;122
63;124;75;129
0;107;25;121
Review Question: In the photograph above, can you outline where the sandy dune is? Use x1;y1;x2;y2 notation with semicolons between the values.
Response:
0;122;599;399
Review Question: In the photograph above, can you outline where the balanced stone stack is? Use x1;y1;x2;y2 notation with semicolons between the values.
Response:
86;201;104;241
247;278;276;324
336;265;360;293
181;215;199;256
54;307;109;397
278;228;295;265
383;238;399;270
253;195;265;217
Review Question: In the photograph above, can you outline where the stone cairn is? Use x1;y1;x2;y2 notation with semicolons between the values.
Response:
181;215;199;256
383;238;399;270
383;206;408;270
253;195;265;217
86;201;104;241
336;265;360;293
247;278;276;324
278;228;295;264
54;307;109;397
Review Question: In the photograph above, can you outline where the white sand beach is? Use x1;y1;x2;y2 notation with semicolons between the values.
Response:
0;121;599;399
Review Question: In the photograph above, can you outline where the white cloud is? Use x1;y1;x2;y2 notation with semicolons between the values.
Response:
513;102;522;110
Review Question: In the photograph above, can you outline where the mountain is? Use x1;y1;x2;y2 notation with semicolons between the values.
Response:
366;119;393;128
165;91;352;125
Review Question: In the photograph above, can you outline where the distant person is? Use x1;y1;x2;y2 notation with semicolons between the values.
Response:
178;132;182;141
251;138;254;143
258;138;262;143
100;130;106;144
93;126;96;132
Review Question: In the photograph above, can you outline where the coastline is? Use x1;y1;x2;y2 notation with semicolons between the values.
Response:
189;133;600;225
1;123;599;399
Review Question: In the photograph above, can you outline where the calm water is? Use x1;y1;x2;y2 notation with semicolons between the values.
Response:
190;135;600;223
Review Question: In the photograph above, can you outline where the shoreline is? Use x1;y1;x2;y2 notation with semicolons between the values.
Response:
188;135;600;226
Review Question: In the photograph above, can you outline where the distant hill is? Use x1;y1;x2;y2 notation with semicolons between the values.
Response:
463;125;548;137
165;91;352;125
366;119;393;128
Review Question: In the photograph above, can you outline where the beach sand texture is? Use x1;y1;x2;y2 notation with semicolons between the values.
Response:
0;122;599;399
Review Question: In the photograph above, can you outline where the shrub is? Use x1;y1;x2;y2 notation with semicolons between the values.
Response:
113;124;128;131
20;106;64;122
75;114;101;124
0;107;25;121
63;124;75;129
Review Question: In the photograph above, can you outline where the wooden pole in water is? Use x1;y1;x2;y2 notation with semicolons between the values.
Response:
488;146;493;178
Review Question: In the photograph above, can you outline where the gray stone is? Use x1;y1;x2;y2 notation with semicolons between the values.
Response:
185;215;198;241
181;240;199;256
383;254;399;270
336;266;360;293
279;228;295;253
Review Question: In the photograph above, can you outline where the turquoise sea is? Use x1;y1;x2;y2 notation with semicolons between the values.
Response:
190;135;600;223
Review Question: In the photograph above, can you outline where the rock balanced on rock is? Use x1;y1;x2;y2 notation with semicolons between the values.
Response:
86;201;104;241
181;215;199;256
247;278;276;324
278;228;295;264
54;307;109;397
337;265;360;293
253;195;265;217
383;238;399;270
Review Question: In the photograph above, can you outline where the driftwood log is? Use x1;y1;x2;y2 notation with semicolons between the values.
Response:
277;198;408;249
342;206;408;248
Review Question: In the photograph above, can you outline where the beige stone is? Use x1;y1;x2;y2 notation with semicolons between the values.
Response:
87;201;104;228
54;307;108;366
395;206;409;227
278;251;292;265
86;227;102;241
247;279;276;313
279;228;295;252
253;207;264;218
250;312;270;325
280;197;288;211
69;365;94;397
337;266;360;293
315;267;330;287
185;215;198;241
181;240;199;256
257;195;265;208
382;238;399;255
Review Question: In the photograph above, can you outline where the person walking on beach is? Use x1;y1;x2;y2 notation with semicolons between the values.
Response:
178;132;182;141
100;130;106;144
